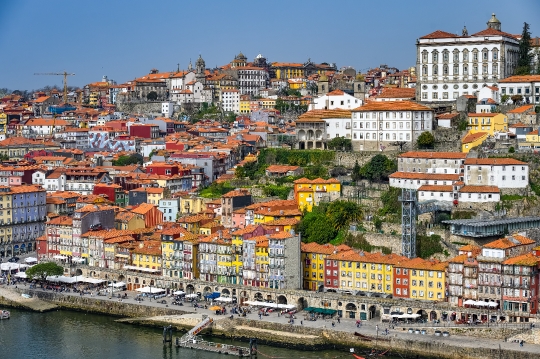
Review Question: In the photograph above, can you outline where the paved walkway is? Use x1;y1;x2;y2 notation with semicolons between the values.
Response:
10;284;539;355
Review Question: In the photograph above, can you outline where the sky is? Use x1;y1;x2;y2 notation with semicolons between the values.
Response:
1;0;539;91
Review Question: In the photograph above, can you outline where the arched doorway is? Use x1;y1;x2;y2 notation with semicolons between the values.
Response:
150;280;155;286
254;292;263;301
186;284;195;294
203;286;212;295
240;291;249;305
277;295;287;305
417;310;428;321
318;285;324;292
297;297;307;310
75;269;83;276
346;303;357;319
117;274;125;282
222;288;230;296
430;310;438;321
369;305;377;319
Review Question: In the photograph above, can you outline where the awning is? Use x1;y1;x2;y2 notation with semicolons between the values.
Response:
122;265;161;273
53;255;67;260
14;272;27;278
205;292;221;299
25;257;38;263
173;290;185;295
391;313;421;319
108;281;126;288
463;299;476;305
136;286;166;294
214;297;233;302
115;254;130;258
1;263;29;271
302;307;336;315
46;275;78;284
185;293;198;298
488;302;498;307
244;301;296;309
72;257;86;263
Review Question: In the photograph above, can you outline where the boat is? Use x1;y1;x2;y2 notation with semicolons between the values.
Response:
1;310;10;319
352;354;365;359
21;294;31;299
354;332;372;341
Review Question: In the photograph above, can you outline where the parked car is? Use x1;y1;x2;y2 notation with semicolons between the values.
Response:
8;257;20;263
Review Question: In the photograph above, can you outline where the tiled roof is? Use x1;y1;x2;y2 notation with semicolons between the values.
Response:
353;101;432;112
462;132;487;144
296;109;351;122
459;185;500;193
222;189;250;198
376;88;415;99
420;30;458;39
436;113;460;119
471;28;519;39
399;151;466;159
265;165;300;173
293;177;340;184
131;203;155;215
502;252;539;266
46;216;73;226
464;158;526;165
507;105;535;114
499;75;540;83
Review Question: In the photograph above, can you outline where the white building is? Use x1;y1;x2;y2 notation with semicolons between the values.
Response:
464;158;528;189
159;198;179;223
32;170;66;193
140;140;165;158
389;172;460;190
309;89;363;110
416;14;519;103
350;101;433;151
498;75;540;105
162;102;174;118
221;89;240;114
324;117;351;140
458;185;500;203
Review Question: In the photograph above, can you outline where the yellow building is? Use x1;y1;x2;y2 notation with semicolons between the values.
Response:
115;211;145;230
462;132;488;153
467;113;507;135
260;98;276;109
293;178;341;212
525;129;539;143
179;196;206;215
0;112;7;133
255;237;269;288
131;240;162;271
399;258;447;301
216;239;234;284
240;99;251;113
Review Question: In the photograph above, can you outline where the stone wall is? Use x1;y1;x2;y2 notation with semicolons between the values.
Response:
362;233;401;253
335;152;398;169
116;102;163;116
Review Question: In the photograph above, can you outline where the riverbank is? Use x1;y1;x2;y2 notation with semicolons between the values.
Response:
1;286;539;359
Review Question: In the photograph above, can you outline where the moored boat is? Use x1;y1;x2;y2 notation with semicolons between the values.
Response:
1;310;10;319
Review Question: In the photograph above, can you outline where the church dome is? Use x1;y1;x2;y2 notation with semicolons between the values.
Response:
237;52;246;60
487;13;501;30
355;73;365;81
196;54;205;67
319;73;328;81
256;53;264;59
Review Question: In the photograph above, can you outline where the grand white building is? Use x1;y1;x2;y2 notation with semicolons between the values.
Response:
416;14;520;103
221;89;240;114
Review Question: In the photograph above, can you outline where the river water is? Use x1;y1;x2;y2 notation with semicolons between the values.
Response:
0;309;421;359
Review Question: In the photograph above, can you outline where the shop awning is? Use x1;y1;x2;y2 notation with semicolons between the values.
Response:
244;301;296;309
303;307;337;315
136;286;166;294
205;292;221;299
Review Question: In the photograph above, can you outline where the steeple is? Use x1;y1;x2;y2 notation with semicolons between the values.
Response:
487;13;501;31
462;26;468;36
188;59;193;71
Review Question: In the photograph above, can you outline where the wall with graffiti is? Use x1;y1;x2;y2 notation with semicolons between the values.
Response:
88;131;135;152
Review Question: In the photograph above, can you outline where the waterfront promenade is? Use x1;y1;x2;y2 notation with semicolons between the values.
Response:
2;283;539;357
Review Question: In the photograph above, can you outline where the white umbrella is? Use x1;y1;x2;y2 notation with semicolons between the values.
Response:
173;290;185;295
488;302;498;307
185;293;198;298
25;257;37;263
14;272;27;278
475;301;488;307
463;299;476;306
136;286;165;294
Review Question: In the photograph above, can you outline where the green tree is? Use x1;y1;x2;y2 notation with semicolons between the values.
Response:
327;137;352;151
298;210;337;244
501;94;510;104
112;153;143;166
379;187;402;217
147;91;158;101
515;22;533;75
360;154;396;182
325;200;362;231
511;94;524;104
508;146;515;153
25;262;64;281
417;131;435;149
351;160;361;183
235;166;246;179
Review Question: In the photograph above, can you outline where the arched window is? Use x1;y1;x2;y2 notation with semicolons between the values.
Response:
443;65;448;75
492;48;499;61
433;65;438;75
463;65;468;75
422;65;427;76
422;51;428;63
453;49;460;62
442;50;449;62
453;64;459;75
432;51;439;63
482;48;489;61
472;49;479;62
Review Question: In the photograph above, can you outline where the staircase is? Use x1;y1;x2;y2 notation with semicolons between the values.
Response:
179;316;213;344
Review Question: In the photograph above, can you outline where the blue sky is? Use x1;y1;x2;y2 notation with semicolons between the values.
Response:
1;0;538;90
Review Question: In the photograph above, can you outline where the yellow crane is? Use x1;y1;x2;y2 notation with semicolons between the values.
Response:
34;71;75;104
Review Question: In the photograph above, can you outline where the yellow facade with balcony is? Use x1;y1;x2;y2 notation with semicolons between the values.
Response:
240;99;250;113
405;258;447;301
467;113;507;136
293;178;341;212
255;239;269;288
0;112;7;134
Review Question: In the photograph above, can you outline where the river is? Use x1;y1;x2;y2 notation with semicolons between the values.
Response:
0;309;423;359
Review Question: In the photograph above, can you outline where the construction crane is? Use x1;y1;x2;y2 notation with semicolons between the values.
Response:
34;71;75;104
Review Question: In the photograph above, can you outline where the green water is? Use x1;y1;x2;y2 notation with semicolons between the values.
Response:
0;309;419;359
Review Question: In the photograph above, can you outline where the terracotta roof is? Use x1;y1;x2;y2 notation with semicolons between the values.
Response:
509;122;532;128
507;105;535;114
499;75;540;83
353;101;432;112
459;185;500;193
293;177;340;184
389;172;460;181
131;203;156;215
471;28;519;39
464;158;526;166
46;216;73;226
527;130;538;136
222;189;250;198
376;88;415;99
418;185;453;192
399;151;466;159
296;109;351;122
266;165;300;173
468;113;500;117
462;132;487;144
502;252;540;266
420;30;458;39
326;89;345;96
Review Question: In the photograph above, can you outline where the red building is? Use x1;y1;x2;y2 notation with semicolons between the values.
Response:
165;141;187;152
131;203;163;228
325;251;344;290
393;265;410;299
146;163;191;177
129;124;159;139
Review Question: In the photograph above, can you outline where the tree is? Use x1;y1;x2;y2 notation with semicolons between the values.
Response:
351;160;361;183
501;94;510;104
298;210;337;244
360;154;396;182
325;200;362;231
417;131;435;149
330;166;347;178
147;91;158;101
25;262;64;281
112;153;143;166
511;95;524;104
235;166;246;179
515;22;533;75
327;137;352;151
508;146;515;153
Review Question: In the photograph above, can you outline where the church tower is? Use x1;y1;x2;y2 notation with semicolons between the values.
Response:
487;13;501;31
195;55;206;85
353;73;366;100
318;73;329;95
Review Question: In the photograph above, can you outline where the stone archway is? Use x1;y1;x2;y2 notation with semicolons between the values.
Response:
430;310;438;321
254;292;263;301
297;297;307;310
117;274;125;282
203;286;212;295
369;305;377;319
186;284;195;294
346;303;357;319
222;288;230;296
277;295;287;305
75;269;83;276
417;309;428;320
135;277;139;284
240;290;249;304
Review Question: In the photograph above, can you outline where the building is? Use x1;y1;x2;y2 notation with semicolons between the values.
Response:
268;232;301;290
301;242;351;291
159;198;179;223
498;75;540;105
236;67;269;96
394;257;447;301
416;14;520;103
293;178;341;212
221;89;240;114
463;158;528;189
351;101;434;151
397;151;466;174
72;204;116;261
466;113;508;138
462;132;488;153
220;189;252;228
309;90;363;110
131;240;162;272
295;109;351;150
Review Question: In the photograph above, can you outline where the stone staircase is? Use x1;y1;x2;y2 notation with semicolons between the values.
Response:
508;327;540;344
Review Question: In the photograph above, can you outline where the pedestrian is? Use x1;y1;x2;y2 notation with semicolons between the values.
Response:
337;317;340;324
376;325;379;333
259;313;262;320
356;320;360;328
520;340;524;347
301;320;303;325
331;321;335;327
